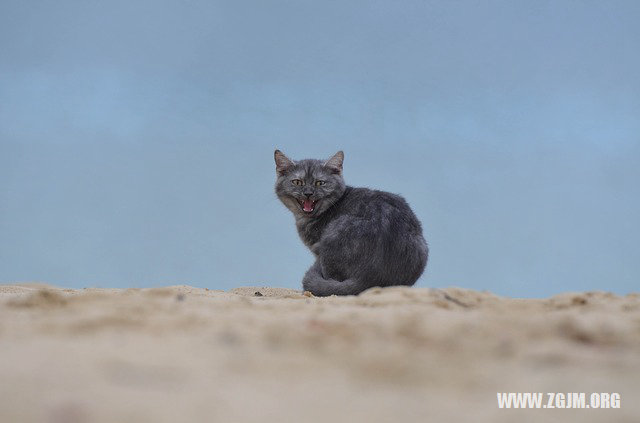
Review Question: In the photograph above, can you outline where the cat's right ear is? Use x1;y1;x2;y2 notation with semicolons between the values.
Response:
324;151;344;174
274;150;294;176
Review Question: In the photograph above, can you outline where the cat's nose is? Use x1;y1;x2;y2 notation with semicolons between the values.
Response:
303;191;313;198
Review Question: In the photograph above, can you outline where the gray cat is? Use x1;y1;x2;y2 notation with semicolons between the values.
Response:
274;150;428;296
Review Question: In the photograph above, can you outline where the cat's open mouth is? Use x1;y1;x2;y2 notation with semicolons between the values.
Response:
298;199;316;213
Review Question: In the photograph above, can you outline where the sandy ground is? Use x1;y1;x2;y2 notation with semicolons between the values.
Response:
1;284;639;423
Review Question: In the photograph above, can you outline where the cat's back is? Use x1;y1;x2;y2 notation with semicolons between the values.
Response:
334;186;423;233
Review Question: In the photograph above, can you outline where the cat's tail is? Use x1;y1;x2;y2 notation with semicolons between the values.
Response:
302;261;365;296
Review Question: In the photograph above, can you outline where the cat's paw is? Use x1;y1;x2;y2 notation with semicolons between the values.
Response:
302;279;321;296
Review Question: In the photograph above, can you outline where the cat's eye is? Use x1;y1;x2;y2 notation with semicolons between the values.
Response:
315;180;325;186
291;179;304;186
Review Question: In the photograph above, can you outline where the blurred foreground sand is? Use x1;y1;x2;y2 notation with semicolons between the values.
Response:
1;284;639;422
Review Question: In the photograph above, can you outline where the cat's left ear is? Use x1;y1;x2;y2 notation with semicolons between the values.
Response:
324;151;344;174
275;149;294;175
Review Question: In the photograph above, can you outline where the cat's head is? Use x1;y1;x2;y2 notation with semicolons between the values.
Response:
274;150;346;218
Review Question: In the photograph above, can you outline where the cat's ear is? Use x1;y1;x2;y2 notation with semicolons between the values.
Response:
274;150;294;175
324;151;344;174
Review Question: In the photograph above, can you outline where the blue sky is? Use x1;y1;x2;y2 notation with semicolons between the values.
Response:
1;0;638;297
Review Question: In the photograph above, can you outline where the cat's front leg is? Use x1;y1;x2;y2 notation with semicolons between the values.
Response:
302;260;324;293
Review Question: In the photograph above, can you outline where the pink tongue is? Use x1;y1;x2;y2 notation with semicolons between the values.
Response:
303;199;314;212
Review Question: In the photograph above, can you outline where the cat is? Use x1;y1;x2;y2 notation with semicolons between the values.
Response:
274;149;428;296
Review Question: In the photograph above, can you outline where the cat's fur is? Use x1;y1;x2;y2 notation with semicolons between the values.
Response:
274;150;428;296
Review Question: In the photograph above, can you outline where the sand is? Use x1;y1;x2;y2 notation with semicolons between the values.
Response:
1;284;639;423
